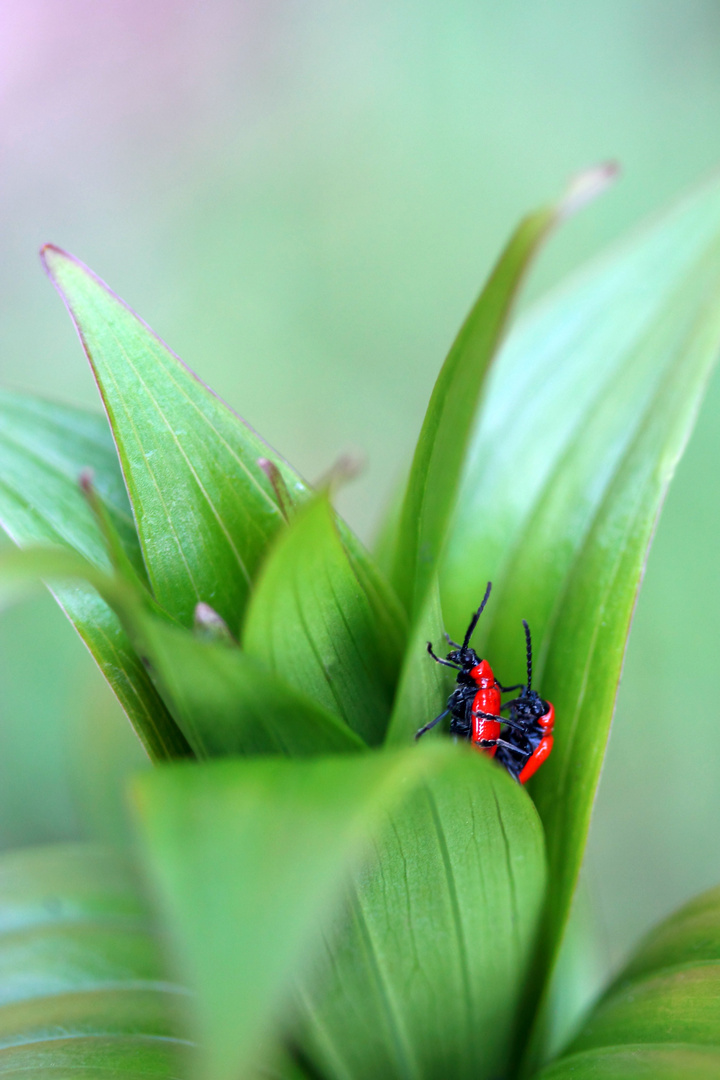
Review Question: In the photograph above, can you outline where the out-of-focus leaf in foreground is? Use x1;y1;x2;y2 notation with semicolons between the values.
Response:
438;174;720;1062
243;494;404;745
131;748;454;1080
41;245;308;634
0;391;187;760
538;885;720;1079
388;165;616;617
0;843;190;1079
295;749;547;1080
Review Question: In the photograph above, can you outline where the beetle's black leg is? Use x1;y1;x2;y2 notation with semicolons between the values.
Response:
498;682;525;693
415;709;449;741
495;738;527;755
475;709;524;731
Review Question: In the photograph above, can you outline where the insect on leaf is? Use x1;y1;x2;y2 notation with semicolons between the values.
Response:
439;173;720;1069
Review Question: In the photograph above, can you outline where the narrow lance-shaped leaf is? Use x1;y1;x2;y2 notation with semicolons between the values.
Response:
131;746;454;1080
295;748;547;1080
0;390;188;760
41;245;309;634
243;493;405;746
0;842;191;1079
389;165;617;618
437;173;720;1068
537;885;720;1079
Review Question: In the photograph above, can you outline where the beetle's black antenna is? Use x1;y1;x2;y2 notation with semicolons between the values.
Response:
522;620;533;691
427;642;461;669
462;581;492;649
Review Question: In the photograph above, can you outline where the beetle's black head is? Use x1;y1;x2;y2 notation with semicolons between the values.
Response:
509;688;547;725
446;645;480;671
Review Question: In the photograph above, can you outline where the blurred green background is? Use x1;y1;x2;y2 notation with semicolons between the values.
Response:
1;0;719;1001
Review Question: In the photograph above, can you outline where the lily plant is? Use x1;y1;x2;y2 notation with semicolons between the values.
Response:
1;163;720;1080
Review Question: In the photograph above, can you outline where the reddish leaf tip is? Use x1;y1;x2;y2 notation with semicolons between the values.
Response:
39;243;70;273
559;161;620;221
78;468;95;494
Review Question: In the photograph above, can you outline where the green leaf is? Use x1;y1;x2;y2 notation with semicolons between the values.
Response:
535;1046;720;1080
538;885;720;1079
243;493;405;745
438;174;720;1062
130;747;453;1080
135;609;367;757
384;573;449;745
388;165;616;617
295;749;547;1080
42;245;308;634
0;390;188;761
0;842;190;1079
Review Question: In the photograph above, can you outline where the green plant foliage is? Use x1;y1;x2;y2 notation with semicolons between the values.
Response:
131;748;454;1080
539;886;720;1078
135;610;367;757
0;842;190;1079
42;245;308;635
388;165;616;617
1;170;719;1080
434;176;720;1063
536;1046;720;1080
243;493;404;745
295;750;547;1080
0;391;187;760
384;573;448;744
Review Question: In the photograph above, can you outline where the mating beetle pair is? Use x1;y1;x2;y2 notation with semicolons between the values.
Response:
415;582;554;784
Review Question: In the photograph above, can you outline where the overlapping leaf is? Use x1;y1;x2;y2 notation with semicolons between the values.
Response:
136;611;366;757
538;885;720;1078
243;494;405;745
388;165;616;617
0;842;191;1079
431;174;720;1064
0;391;187;760
131;747;455;1080
295;749;547;1080
42;245;307;634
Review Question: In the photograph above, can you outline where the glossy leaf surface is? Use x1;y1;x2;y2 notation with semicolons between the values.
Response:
243;494;404;745
42;245;307;634
438;174;720;1055
0;842;190;1079
296;749;547;1080
539;885;720;1078
0;391;187;760
131;747;453;1080
389;166;615;616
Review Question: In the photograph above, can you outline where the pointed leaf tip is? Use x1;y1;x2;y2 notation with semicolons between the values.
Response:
559;161;620;220
40;245;308;631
